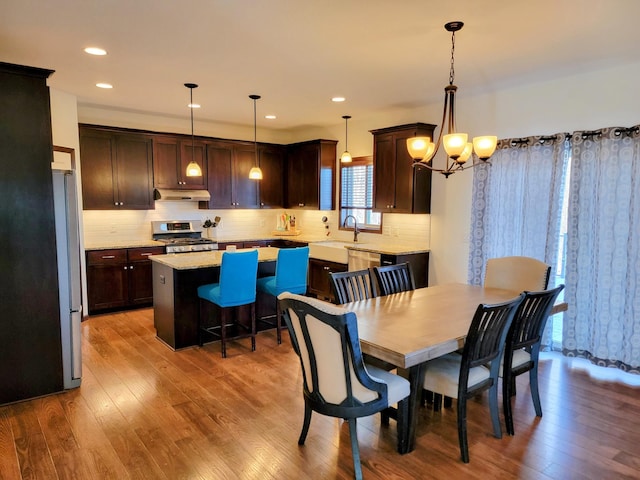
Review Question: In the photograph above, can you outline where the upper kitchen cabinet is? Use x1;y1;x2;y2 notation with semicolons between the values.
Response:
371;123;435;214
286;139;337;210
153;135;207;190
205;141;259;209
79;125;154;210
258;144;285;208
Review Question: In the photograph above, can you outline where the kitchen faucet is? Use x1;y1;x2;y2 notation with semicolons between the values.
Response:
343;215;360;242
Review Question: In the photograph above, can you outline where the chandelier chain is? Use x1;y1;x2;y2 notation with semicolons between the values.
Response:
449;30;456;86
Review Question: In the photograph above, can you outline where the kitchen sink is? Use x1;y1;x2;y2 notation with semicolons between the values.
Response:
308;241;352;264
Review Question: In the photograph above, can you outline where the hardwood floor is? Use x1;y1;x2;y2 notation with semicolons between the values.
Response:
1;308;639;479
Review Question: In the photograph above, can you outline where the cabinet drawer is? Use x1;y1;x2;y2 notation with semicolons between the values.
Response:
128;247;165;261
87;249;127;265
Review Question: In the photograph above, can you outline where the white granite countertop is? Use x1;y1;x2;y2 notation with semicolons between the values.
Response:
150;247;280;270
85;240;165;250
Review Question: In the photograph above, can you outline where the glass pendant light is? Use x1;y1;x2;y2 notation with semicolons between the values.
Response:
340;115;352;163
185;83;202;177
248;94;263;180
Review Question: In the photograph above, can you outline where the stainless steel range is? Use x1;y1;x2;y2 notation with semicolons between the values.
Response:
152;220;218;253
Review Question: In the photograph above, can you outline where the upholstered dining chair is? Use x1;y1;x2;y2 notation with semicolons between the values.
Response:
278;292;410;480
373;262;416;296
484;256;551;293
197;249;259;358
330;268;377;304
256;246;309;344
422;294;524;463
502;285;565;435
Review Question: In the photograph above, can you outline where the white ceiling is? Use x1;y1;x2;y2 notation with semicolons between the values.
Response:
3;0;639;131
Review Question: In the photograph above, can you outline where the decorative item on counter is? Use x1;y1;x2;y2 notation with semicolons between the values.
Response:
202;216;221;239
273;212;301;236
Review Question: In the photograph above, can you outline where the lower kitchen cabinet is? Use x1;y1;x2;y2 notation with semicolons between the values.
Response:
380;252;430;288
87;246;164;314
308;258;348;302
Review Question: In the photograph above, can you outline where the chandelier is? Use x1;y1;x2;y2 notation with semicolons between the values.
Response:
184;83;203;177
406;21;497;178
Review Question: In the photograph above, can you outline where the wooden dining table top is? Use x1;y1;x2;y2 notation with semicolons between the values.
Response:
342;283;567;370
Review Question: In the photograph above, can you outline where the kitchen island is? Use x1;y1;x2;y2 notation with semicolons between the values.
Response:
151;247;279;349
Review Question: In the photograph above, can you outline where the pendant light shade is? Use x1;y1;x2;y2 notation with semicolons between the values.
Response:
340;115;352;163
249;94;263;180
185;83;202;177
406;21;498;177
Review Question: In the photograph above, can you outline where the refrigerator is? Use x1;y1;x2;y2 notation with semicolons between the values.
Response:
52;168;82;389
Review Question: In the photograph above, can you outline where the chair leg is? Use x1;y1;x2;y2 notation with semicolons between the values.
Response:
457;396;470;463
503;371;515;436
530;362;542;417
250;302;256;352
298;402;312;445
433;393;442;412
489;382;502;439
347;418;363;480
275;297;282;344
220;307;227;358
444;396;453;409
197;299;204;347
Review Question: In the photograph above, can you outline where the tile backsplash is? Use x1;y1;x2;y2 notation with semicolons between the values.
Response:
82;202;430;249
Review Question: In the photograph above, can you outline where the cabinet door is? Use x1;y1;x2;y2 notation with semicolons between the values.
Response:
127;247;164;305
206;142;234;208
153;136;180;189
79;132;118;209
259;146;284;208
86;250;128;313
180;140;207;189
115;134;154;209
308;258;347;301
392;131;417;213
233;145;260;208
286;147;306;208
373;133;396;211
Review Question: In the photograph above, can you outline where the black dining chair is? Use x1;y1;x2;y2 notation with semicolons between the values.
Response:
330;268;377;304
422;294;524;463
278;292;410;480
373;262;415;296
502;285;564;435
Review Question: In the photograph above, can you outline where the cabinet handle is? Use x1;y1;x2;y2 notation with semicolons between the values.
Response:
123;266;128;270
260;202;264;206
101;255;115;259
323;266;330;271
140;253;153;257
130;265;134;270
382;260;393;265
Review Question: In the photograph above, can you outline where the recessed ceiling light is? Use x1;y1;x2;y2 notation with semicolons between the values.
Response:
265;115;276;119
188;103;201;108
332;97;346;102
84;47;107;56
96;83;113;89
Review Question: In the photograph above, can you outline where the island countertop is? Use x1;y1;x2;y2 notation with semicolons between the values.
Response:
150;246;279;270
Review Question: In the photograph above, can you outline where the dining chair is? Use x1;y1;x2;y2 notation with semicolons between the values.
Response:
484;256;551;292
330;268;377;304
197;249;259;358
373;262;416;296
502;284;565;435
422;294;524;463
256;246;309;344
278;292;410;480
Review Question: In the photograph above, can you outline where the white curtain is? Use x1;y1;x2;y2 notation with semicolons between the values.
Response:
563;126;640;372
468;135;569;284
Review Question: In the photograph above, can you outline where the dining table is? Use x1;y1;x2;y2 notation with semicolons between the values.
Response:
341;282;568;454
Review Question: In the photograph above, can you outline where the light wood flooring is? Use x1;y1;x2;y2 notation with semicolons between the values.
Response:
1;308;639;479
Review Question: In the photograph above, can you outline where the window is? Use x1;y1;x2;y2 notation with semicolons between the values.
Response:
339;155;381;232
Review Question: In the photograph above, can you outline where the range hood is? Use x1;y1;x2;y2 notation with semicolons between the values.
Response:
153;188;211;202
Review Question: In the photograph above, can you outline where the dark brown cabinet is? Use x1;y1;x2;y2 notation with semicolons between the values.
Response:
371;123;435;214
308;258;348;301
286;139;337;210
258;145;285;208
380;252;430;289
86;246;164;314
205;141;259;208
153;135;207;190
79;126;155;210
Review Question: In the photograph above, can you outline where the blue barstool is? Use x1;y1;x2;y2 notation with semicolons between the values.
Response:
197;249;259;357
256;246;309;344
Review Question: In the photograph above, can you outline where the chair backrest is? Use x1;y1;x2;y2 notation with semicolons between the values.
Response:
275;246;310;294
484;256;551;293
507;285;565;353
330;269;377;304
373;262;416;296
219;249;259;304
461;294;524;382
278;292;388;418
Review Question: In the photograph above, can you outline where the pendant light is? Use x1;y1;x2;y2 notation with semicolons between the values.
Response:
248;94;263;180
406;21;497;178
340;115;352;163
184;83;202;177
